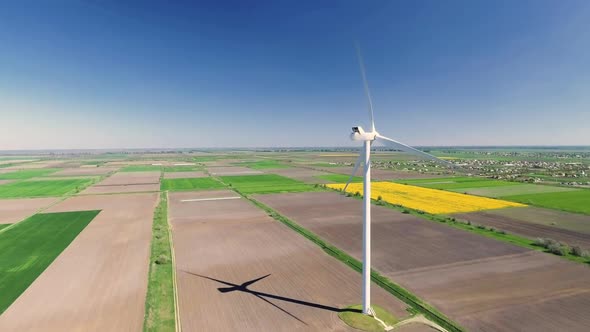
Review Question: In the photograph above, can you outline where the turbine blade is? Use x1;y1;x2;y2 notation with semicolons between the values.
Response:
376;134;454;168
343;148;364;191
355;42;375;132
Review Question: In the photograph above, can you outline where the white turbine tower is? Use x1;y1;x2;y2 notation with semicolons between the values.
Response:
346;46;453;316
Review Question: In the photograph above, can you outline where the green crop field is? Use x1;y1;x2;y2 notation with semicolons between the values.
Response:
220;174;319;194
502;190;590;215
0;179;93;198
163;165;201;172
0;169;58;180
0;210;100;314
236;160;290;170
449;184;579;197
396;176;519;190
0;224;10;231
161;177;225;191
315;174;363;183
120;165;163;172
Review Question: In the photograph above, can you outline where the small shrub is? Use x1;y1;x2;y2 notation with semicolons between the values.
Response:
416;210;425;215
466;220;472;225
154;254;169;265
377;195;383;201
402;209;410;214
571;246;589;257
497;229;507;235
476;224;486;230
547;243;567;256
534;238;547;247
354;191;361;197
488;227;496;232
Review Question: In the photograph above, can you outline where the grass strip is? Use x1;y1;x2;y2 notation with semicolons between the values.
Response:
235;189;465;332
0;210;100;314
143;192;175;332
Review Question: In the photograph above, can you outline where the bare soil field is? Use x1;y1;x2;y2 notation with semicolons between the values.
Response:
263;167;333;184
455;210;590;249
0;193;158;331
94;171;161;186
0;197;59;224
169;190;410;331
463;206;590;234
52;167;119;176
3;161;61;170
206;166;263;176
163;171;207;179
255;192;590;332
80;183;160;194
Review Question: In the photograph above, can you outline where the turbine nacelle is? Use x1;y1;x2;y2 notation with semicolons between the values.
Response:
350;126;377;141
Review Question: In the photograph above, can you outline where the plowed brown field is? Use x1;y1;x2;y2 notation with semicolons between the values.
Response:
255;192;590;332
0;193;158;331
455;210;590;249
169;190;410;331
0;197;59;224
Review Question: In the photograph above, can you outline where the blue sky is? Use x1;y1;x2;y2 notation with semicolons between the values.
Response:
1;0;589;149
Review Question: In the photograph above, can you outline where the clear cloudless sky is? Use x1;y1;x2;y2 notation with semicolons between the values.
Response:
1;0;589;149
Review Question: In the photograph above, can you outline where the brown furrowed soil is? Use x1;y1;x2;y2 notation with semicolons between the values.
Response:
169;190;409;331
52;167;119;176
0;197;59;224
206;166;263;176
263;167;332;184
0;193;159;331
455;210;590;249
93;171;161;186
163;171;207;179
255;192;590;332
463;206;590;234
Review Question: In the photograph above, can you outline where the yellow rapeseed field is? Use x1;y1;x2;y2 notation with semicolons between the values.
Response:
327;181;525;214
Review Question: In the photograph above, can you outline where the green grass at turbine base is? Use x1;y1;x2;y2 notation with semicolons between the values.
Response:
0;210;100;314
338;304;399;332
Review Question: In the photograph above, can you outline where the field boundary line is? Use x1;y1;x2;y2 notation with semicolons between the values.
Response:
181;196;240;202
168;191;182;332
232;189;465;332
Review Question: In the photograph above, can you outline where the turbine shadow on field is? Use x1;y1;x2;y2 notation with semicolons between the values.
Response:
184;271;361;325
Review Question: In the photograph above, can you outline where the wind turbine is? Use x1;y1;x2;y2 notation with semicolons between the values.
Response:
345;45;454;316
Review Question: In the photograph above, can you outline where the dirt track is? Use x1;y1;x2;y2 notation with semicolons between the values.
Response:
255;192;590;332
0;193;158;331
455;210;590;249
169;190;410;331
0;197;59;224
